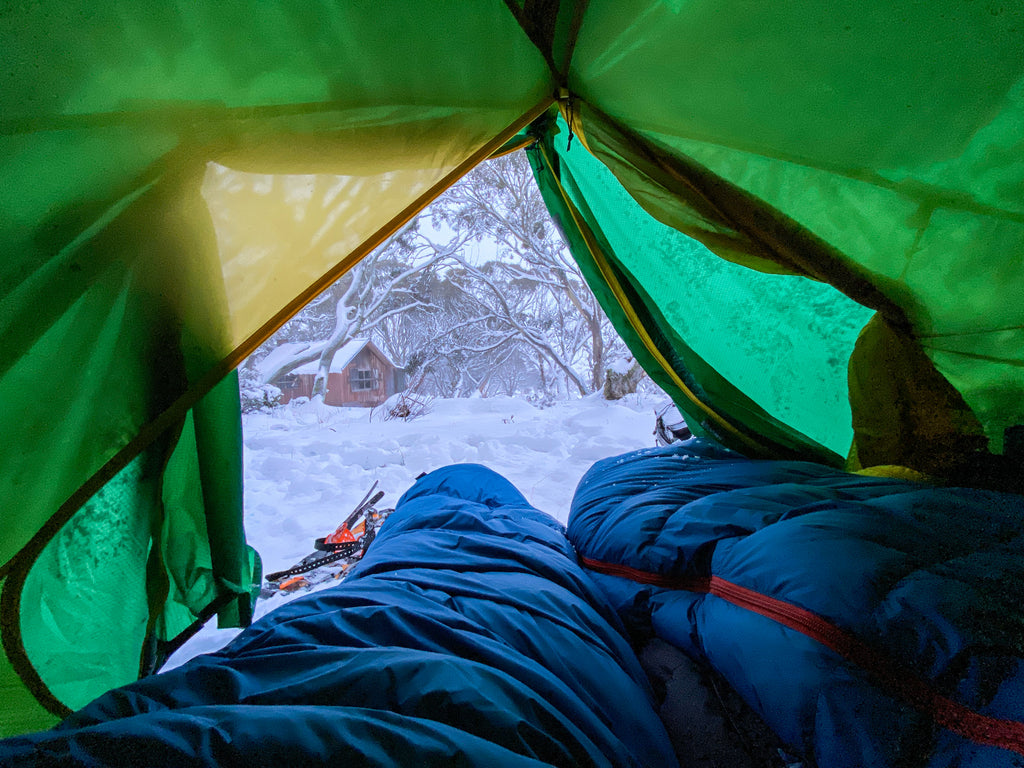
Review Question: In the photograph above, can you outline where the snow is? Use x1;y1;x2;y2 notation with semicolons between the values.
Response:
256;341;316;379
606;355;634;375
257;337;373;379
163;390;672;669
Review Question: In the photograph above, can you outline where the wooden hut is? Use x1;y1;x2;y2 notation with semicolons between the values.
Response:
264;339;404;407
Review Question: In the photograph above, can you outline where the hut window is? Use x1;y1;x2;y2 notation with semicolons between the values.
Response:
351;369;378;391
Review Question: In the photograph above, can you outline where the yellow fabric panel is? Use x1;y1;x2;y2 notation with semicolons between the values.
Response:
200;107;543;353
848;315;988;477
853;466;934;484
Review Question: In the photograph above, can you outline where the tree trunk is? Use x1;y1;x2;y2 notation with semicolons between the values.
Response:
590;312;605;391
603;358;645;400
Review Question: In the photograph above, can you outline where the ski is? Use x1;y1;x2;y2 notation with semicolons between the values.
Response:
260;484;393;599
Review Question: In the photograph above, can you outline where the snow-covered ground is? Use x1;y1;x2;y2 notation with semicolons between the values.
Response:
165;390;672;668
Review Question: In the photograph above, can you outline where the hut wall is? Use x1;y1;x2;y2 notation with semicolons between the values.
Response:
335;348;388;406
275;345;399;407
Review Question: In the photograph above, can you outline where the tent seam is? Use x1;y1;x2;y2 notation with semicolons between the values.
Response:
535;141;766;455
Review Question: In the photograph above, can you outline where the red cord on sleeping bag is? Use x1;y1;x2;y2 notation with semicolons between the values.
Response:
581;557;1024;758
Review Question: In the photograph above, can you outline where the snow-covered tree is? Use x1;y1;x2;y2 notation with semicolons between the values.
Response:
260;229;465;396
438;255;591;396
427;151;624;396
243;150;629;403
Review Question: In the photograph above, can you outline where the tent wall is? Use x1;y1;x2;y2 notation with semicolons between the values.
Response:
528;119;873;463
2;0;1022;735
558;1;1024;479
1;0;552;734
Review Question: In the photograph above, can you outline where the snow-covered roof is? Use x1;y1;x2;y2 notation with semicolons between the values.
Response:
258;338;389;380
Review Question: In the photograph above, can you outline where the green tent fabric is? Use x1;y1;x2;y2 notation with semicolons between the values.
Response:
558;2;1024;476
528;117;874;463
2;0;1022;735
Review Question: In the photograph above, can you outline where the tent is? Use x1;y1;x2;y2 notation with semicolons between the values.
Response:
2;0;1021;739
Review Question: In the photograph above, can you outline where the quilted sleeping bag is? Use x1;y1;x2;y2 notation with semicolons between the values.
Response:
569;440;1024;767
0;464;677;767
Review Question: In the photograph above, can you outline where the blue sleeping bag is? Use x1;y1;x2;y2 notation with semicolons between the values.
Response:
568;440;1024;767
0;465;677;767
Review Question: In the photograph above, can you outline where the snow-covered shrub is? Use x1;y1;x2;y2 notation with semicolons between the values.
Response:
239;366;283;413
374;392;432;422
525;389;557;409
240;384;283;413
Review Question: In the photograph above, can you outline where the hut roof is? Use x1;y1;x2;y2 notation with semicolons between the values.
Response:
259;338;396;380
